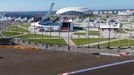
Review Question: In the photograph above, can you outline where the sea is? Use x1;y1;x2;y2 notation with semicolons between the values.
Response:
0;11;56;18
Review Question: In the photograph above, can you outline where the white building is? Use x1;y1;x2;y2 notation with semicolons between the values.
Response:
118;10;134;16
56;7;91;15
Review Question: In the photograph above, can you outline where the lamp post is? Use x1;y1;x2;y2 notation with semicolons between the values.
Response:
58;25;61;47
67;22;70;50
107;18;111;49
97;20;100;49
128;16;133;48
77;29;80;48
118;18;121;48
87;17;90;48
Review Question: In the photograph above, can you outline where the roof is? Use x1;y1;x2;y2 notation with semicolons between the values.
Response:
56;7;89;15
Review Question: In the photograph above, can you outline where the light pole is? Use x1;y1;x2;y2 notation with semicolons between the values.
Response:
58;26;61;47
118;18;121;48
128;16;133;48
87;17;90;48
33;20;37;45
67;22;70;50
26;21;30;44
107;18;111;49
97;20;100;49
77;29;80;48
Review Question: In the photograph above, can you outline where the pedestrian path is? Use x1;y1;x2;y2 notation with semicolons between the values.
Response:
63;37;76;46
83;38;125;46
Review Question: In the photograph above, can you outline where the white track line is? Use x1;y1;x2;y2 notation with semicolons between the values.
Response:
59;59;134;75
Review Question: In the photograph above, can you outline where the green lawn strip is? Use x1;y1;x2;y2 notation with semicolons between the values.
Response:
125;29;134;31
20;24;30;28
15;34;59;39
2;32;22;37
100;39;134;47
115;29;126;33
7;25;28;32
72;38;110;45
88;31;99;35
74;32;86;35
25;39;66;45
74;31;99;35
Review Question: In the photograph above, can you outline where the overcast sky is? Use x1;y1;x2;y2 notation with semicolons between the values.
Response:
0;0;133;11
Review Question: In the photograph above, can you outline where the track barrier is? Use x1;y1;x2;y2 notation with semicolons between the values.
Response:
0;45;39;51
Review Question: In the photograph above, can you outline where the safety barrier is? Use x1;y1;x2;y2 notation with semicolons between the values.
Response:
0;45;39;51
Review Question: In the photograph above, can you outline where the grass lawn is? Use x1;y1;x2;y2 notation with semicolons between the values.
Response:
88;31;99;35
16;34;59;39
100;39;134;47
7;25;28;32
125;29;134;31
25;39;66;45
72;38;110;45
74;31;99;35
115;29;126;33
2;32;22;37
74;32;86;35
20;24;30;28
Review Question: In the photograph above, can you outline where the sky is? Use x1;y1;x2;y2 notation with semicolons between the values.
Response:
0;0;134;11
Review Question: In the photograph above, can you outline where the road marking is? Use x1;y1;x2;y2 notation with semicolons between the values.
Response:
59;59;134;75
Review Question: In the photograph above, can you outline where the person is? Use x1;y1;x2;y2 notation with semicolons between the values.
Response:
45;43;48;49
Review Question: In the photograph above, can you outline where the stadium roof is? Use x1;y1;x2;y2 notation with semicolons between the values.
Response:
56;7;90;15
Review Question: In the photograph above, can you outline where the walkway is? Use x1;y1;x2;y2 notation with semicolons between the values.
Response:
63;37;76;46
83;38;125;46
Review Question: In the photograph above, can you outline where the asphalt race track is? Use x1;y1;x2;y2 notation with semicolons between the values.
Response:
74;62;134;75
0;48;134;75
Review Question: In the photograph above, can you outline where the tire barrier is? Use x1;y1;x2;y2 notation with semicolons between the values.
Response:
0;45;39;51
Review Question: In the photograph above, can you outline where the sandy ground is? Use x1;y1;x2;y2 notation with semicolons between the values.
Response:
0;48;133;75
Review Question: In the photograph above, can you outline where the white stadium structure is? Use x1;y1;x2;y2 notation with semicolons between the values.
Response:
56;7;91;15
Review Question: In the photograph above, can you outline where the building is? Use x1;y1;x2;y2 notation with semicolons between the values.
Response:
56;7;91;17
118;10;134;16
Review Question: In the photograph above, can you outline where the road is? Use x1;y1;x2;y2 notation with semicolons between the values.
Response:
74;62;134;75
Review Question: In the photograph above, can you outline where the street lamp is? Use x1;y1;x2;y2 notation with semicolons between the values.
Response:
128;16;133;48
87;17;90;48
97;18;101;49
117;18;121;48
107;18;111;49
77;28;80;48
67;22;70;50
